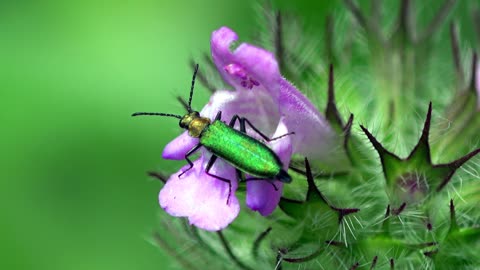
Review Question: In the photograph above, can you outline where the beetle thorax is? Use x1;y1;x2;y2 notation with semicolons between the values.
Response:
179;111;211;138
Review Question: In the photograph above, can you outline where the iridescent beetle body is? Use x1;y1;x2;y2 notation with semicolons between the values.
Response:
180;111;290;181
202;121;283;179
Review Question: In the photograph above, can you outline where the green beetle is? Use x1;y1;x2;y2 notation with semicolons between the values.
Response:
133;64;292;193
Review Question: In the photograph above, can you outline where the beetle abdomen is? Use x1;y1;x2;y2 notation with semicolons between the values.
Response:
200;121;282;179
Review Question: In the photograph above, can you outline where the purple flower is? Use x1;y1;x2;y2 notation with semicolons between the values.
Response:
159;27;334;231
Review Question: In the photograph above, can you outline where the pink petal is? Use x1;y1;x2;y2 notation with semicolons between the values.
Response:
268;118;293;165
208;90;280;137
211;27;280;97
278;78;335;160
246;118;292;216
159;158;239;231
245;181;283;216
210;27;238;70
233;43;280;94
199;90;238;119
162;131;199;160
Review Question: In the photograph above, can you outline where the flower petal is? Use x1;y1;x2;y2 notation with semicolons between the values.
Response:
246;118;292;216
159;158;239;231
268;117;293;165
162;131;199;160
200;90;280;138
211;27;280;98
210;27;238;71
278;78;335;160
245;181;283;216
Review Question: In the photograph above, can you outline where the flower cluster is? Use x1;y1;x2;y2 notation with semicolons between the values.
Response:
159;27;334;231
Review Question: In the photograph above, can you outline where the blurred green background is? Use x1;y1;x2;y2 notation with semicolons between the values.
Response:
0;1;259;269
0;0;477;269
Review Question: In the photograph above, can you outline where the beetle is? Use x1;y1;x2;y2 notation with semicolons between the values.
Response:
132;64;292;197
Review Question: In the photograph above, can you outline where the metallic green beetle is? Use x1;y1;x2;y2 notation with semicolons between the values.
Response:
132;64;292;192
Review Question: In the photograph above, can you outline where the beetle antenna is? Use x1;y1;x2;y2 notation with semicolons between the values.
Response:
131;112;183;119
187;64;199;113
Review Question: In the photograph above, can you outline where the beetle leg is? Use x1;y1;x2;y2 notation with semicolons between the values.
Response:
241;118;295;142
244;178;279;191
205;154;234;205
227;114;294;141
236;169;245;183
178;143;203;178
228;114;241;128
213;110;222;121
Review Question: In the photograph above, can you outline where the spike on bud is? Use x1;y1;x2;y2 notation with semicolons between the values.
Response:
423;249;438;258
408;102;433;164
449;199;459;233
325;240;345;247
279;158;359;243
325;64;344;131
305;157;329;203
350;262;359;270
381;204;391;233
370;255;378;269
361;102;480;206
391;202;407;216
426;221;433;231
467;52;480;111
